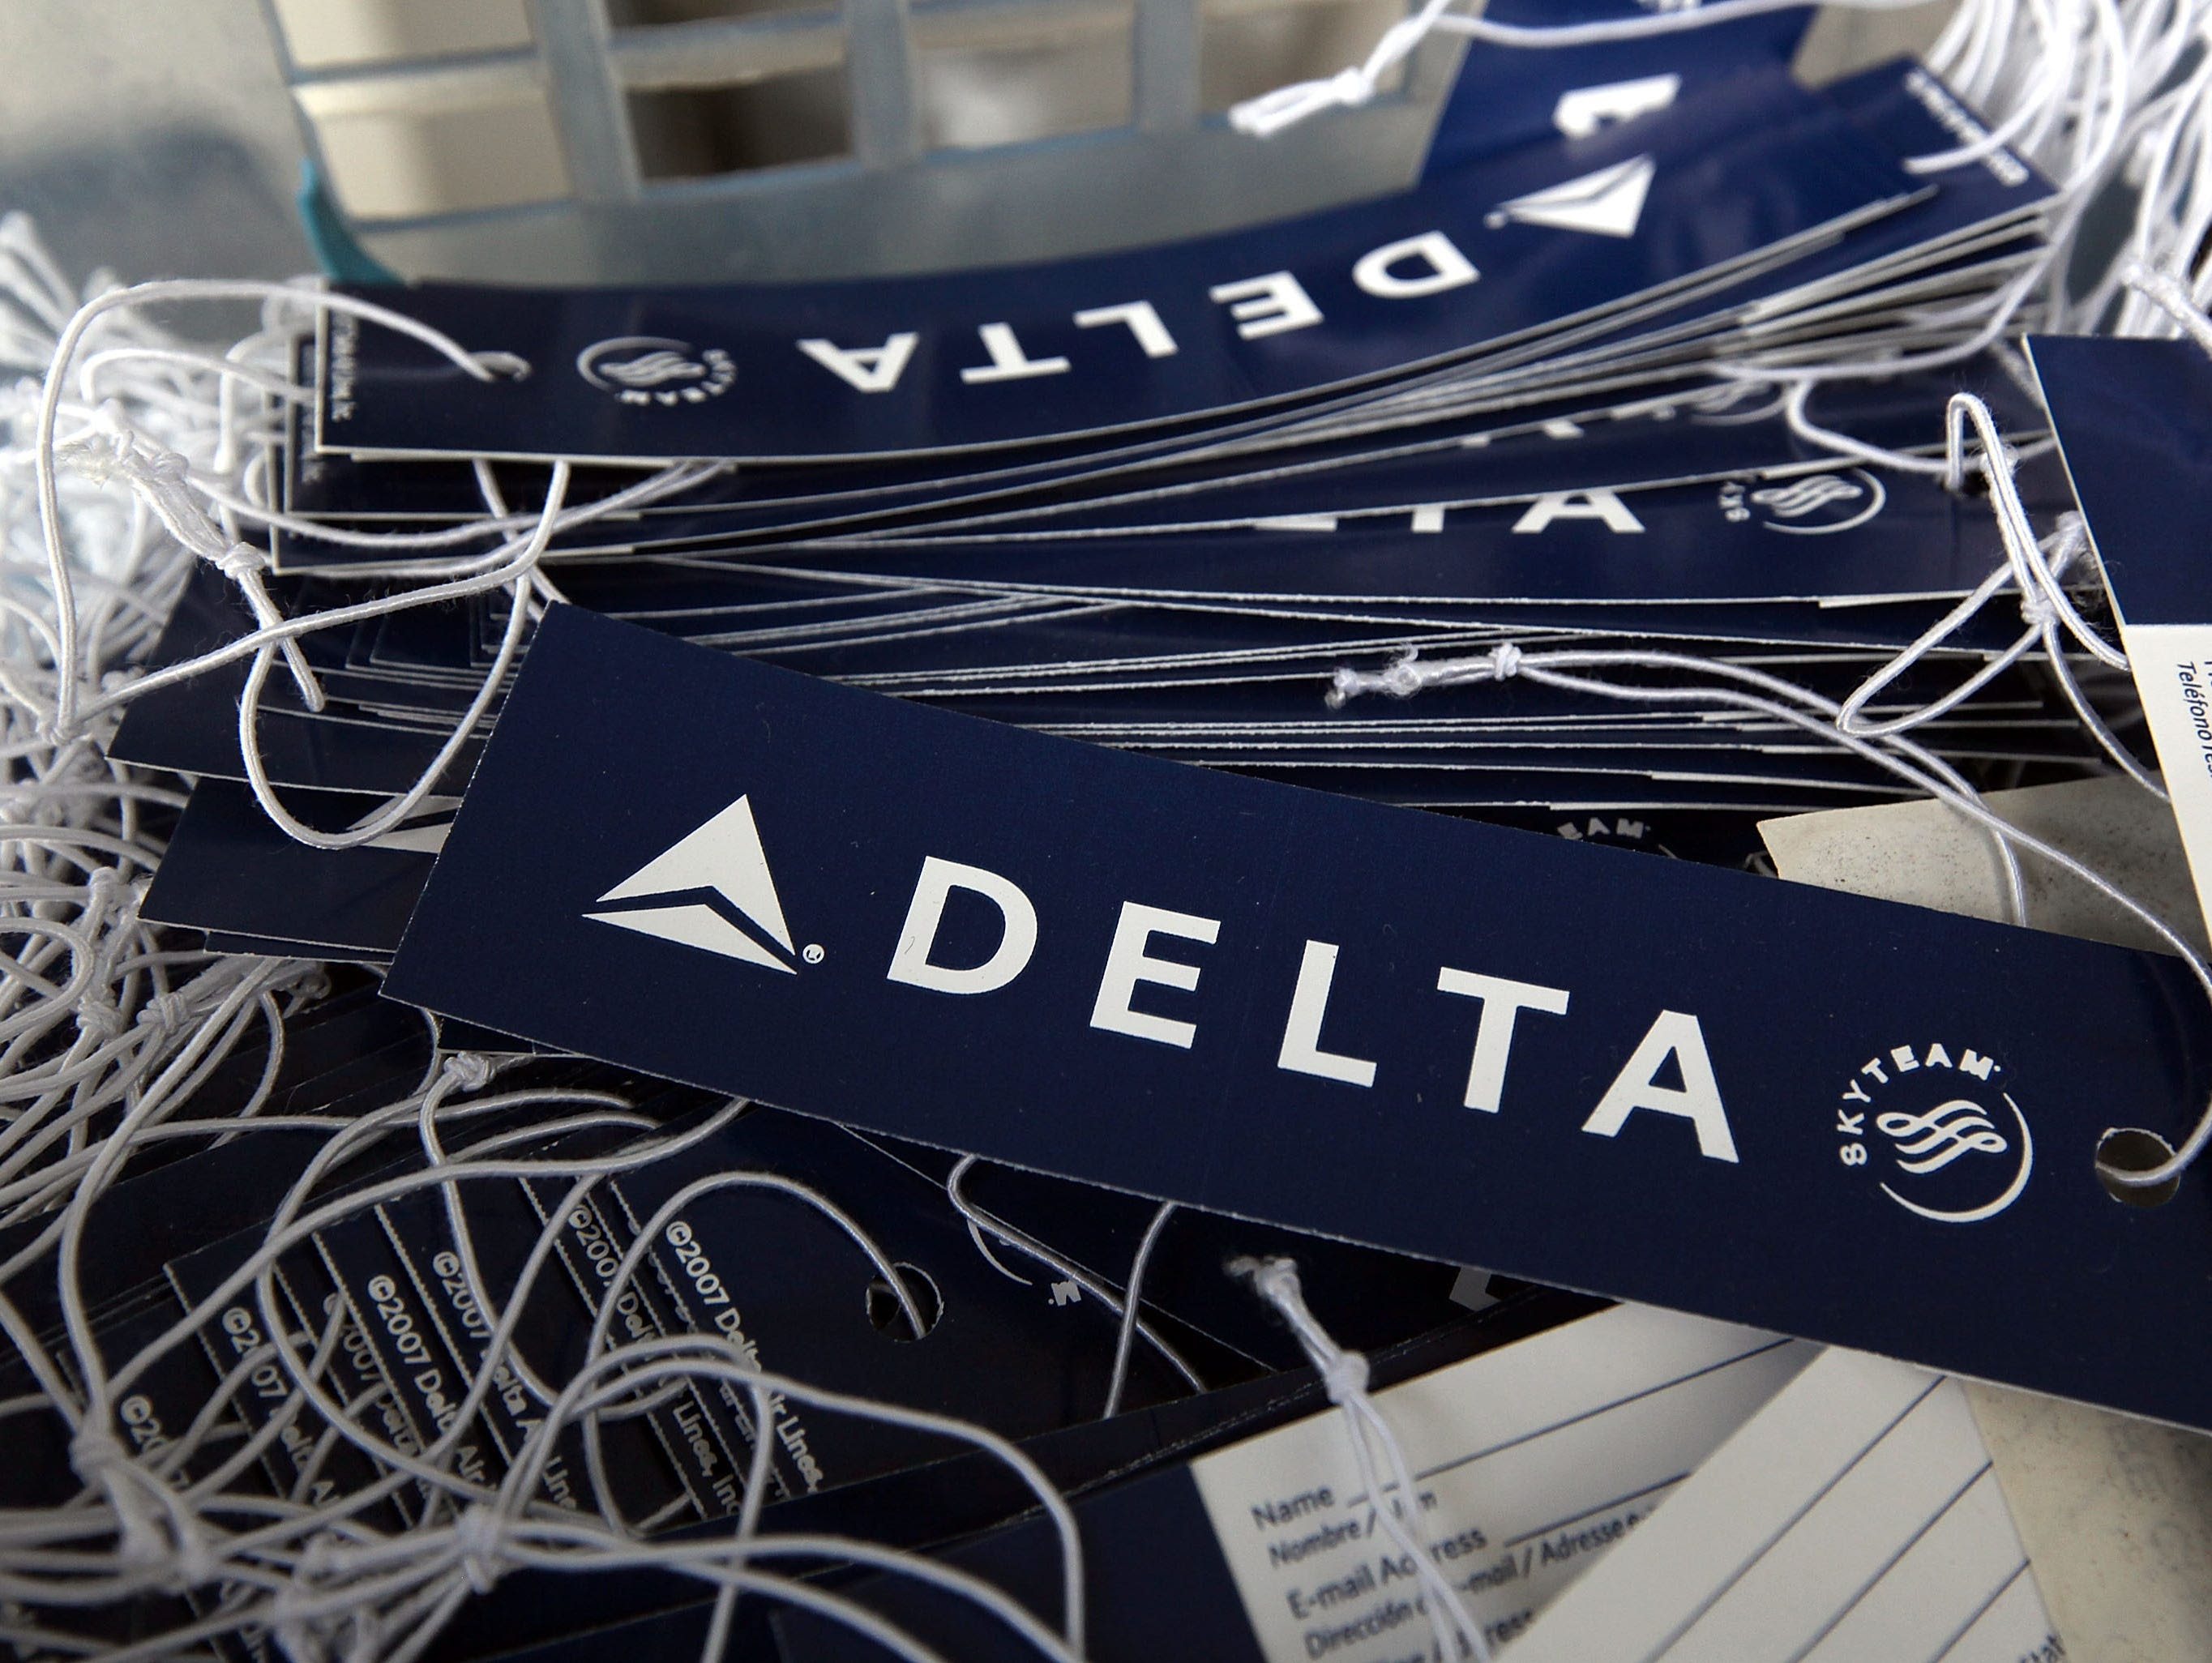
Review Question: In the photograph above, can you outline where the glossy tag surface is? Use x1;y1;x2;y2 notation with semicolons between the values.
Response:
386;607;2212;1429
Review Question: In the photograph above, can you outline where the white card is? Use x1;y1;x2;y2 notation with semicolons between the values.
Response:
1504;1347;2057;1663
1187;1304;1815;1662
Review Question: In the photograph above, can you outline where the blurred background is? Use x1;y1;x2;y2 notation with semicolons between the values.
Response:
0;0;1954;287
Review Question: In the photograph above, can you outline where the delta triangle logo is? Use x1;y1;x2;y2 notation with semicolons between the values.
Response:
1484;155;1656;240
584;794;798;973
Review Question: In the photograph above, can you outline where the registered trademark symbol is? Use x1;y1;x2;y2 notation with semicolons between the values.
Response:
803;943;825;964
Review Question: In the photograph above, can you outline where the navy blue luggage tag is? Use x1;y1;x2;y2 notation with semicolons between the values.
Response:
2030;332;2212;935
426;1308;1546;1663
606;254;2033;554
280;58;2017;566
496;1124;764;1528
800;601;2038;686
291;369;1718;545
131;1199;451;1521
1202;767;1914;814
484;1107;1218;1524
1461;59;2054;376
772;354;2045;544
138;1084;719;1530
287;366;1678;563
135;1063;660;1535
0;1290;245;1513
1419;1;1813;178
161;1226;417;1537
1208;756;1934;810
592;1105;1195;1494
105;566;483;793
142;779;438;960
199;930;390;963
897;659;2072;729
386;606;2212;1432
526;357;2031;556
561;569;2033;678
1091;735;2074;780
108;690;470;795
734;455;2069;608
472;369;1783;560
1295;64;2047;441
199;1203;511;1503
367;1184;689;1524
0;1039;614;1400
289;258;1995;571
1460;58;2054;353
101;579;2022;811
267;1232;448;1523
854;1141;1468;1372
319;64;1913;464
199;930;391;963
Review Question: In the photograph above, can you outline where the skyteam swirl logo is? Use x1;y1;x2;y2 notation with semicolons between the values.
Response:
575;336;735;407
1833;1041;2033;1224
1756;475;1863;518
1718;468;1887;536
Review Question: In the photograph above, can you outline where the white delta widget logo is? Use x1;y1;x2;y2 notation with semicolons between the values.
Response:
1483;155;1656;239
584;795;816;972
590;794;1751;1166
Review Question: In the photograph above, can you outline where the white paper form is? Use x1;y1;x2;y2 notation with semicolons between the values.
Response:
1187;1304;1816;1663
1504;1347;2060;1663
1757;776;2208;959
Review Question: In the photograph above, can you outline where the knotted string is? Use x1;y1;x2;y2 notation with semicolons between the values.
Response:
1237;1255;1493;1662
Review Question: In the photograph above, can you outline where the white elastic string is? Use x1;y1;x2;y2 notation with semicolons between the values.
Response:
1230;0;1460;136
11;1073;1106;1655
196;457;724;564
1101;1200;1175;1419
1235;1255;1491;1663
234;464;568;851
2126;259;2212;356
945;1156;1206;1392
501;1342;1086;1657
33;279;526;740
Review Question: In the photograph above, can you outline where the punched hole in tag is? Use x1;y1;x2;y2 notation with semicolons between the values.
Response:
865;1263;943;1340
2096;1127;2183;1209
